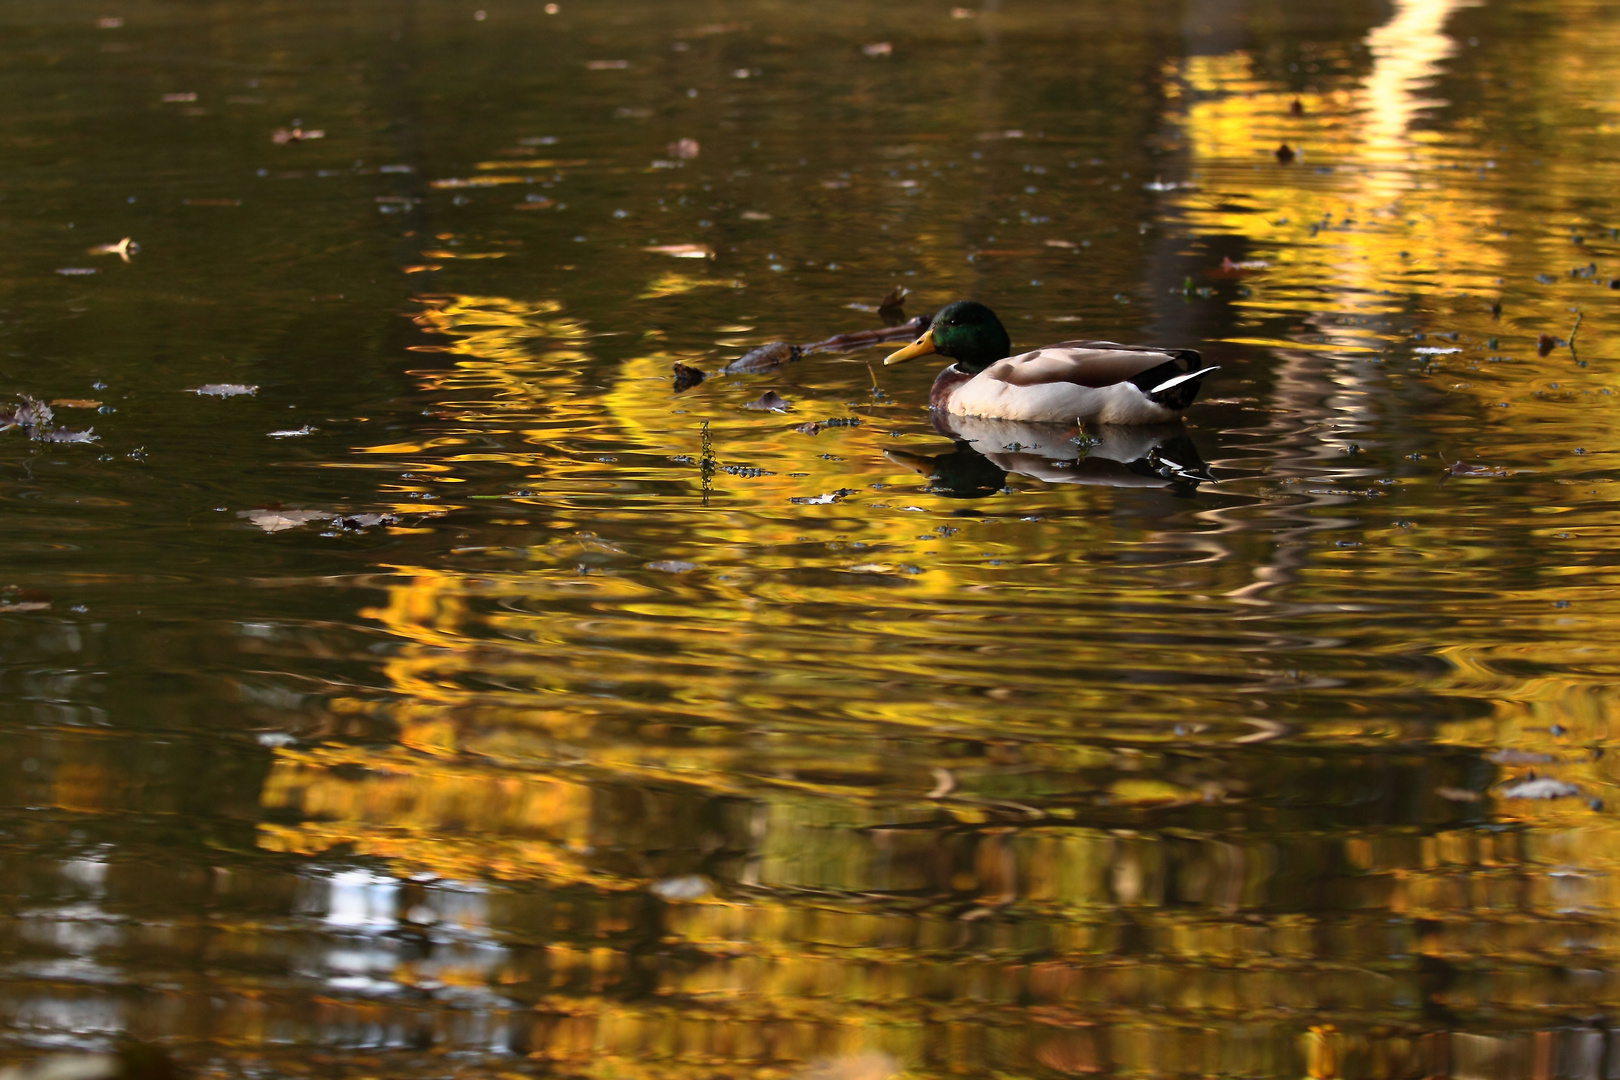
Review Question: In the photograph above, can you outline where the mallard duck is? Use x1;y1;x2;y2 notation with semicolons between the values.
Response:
884;300;1217;424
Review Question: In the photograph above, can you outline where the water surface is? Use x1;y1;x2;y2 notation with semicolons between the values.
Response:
3;0;1620;1076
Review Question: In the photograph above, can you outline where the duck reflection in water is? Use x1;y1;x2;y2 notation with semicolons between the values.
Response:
886;415;1214;499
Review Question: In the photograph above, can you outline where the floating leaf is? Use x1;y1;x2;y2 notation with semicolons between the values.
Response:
240;509;329;533
332;513;397;530
744;390;790;412
671;363;706;392
268;426;315;438
87;237;137;262
878;285;909;311
793;421;824;435
586;59;630;69
862;42;893;56
0;397;54;430
1275;143;1296;164
272;126;325;143
38;427;97;443
722;341;800;374
1501;778;1581;800
647;560;697;574
790;488;856;505
667;138;700;160
643;243;713;259
50;399;101;409
191;383;258;397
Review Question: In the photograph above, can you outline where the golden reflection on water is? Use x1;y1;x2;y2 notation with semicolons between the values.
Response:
9;0;1620;1076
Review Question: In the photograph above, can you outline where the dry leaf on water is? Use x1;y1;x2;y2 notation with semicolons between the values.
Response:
87;237;137;262
671;363;706;392
191;384;258;397
643;244;713;259
722;341;800;374
1501;778;1581;799
744;390;790;412
240;509;329;533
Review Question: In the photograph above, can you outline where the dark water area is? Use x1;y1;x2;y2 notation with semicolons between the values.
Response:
3;0;1620;1076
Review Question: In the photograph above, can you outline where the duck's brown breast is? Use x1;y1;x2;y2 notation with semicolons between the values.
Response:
928;365;975;411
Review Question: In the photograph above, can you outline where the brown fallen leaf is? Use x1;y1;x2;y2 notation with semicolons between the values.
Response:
722;341;801;374
793;421;824;435
1290;97;1306;116
50;399;102;409
1435;786;1482;803
1441;458;1509;479
744;390;790;412
878;284;908;311
272;126;325;144
586;59;629;69
671;362;706;392
1537;333;1559;357
239;509;330;533
1275;143;1296;164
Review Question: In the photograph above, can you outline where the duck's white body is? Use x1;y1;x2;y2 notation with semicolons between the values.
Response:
930;343;1213;425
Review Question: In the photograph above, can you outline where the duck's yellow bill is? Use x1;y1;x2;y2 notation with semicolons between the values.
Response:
884;328;937;365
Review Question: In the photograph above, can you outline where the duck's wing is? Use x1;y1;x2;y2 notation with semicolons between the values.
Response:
983;342;1203;391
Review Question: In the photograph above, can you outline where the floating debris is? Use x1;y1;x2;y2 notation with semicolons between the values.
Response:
55;267;97;276
723;341;801;374
647;560;697;574
650;874;711;900
240;509;330;533
744;390;790;412
667;137;700;160
239;508;399;533
332;512;398;530
272;126;325;143
87;237;138;262
267;426;315;438
671;363;707;392
1500;778;1581;800
1440;455;1509;479
790;488;856;505
793;421;824;435
862;42;893;57
0;397;53;431
643;244;713;259
39;427;97;443
1275;143;1297;164
191;383;258;397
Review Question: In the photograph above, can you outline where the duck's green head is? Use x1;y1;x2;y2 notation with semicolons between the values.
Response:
883;300;1011;374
